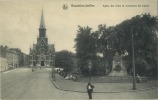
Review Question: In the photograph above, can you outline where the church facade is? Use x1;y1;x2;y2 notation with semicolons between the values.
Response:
29;11;55;67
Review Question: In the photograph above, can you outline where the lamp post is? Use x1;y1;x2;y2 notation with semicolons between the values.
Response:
88;60;92;83
52;54;55;81
131;27;137;90
156;30;158;71
12;51;15;69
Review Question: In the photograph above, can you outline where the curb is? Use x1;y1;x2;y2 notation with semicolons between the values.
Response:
50;76;86;93
50;77;158;93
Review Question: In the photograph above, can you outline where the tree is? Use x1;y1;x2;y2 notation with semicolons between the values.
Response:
75;26;95;59
74;13;158;76
55;50;75;72
75;26;102;75
95;25;115;73
114;13;158;76
75;25;112;75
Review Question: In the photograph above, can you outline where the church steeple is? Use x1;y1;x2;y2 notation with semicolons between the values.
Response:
29;9;55;67
39;10;46;37
40;10;45;29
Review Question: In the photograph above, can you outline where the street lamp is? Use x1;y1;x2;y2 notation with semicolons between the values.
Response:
88;60;92;83
131;27;137;90
52;54;55;81
155;30;158;73
12;52;14;68
96;52;104;73
156;30;158;71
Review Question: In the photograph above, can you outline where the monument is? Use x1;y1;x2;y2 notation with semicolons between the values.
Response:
109;52;127;76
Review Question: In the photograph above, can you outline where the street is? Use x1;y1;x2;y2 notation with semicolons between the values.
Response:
1;68;87;99
1;67;158;99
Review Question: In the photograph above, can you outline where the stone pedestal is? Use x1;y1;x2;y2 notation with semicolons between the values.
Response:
109;53;127;76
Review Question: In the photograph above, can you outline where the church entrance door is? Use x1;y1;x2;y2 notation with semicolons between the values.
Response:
41;61;44;66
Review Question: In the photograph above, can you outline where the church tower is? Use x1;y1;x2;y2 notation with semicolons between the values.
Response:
29;10;55;67
39;10;46;37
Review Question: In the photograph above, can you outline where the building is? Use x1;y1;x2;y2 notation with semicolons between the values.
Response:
23;54;29;66
6;49;19;68
0;46;26;72
29;11;55;67
0;46;8;71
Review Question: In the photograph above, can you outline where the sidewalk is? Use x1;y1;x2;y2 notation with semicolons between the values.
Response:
1;67;21;74
51;74;158;93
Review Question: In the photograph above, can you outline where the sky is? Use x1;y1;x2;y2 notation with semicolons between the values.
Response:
0;0;157;54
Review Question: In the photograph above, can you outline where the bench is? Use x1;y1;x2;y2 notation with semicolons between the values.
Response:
137;76;148;83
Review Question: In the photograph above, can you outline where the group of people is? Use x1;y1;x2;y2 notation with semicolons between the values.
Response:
64;74;78;81
56;69;147;99
57;69;79;81
57;68;95;99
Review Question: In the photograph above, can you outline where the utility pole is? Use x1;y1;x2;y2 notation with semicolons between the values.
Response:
156;30;158;72
52;54;55;81
12;52;14;68
88;60;92;83
131;27;137;90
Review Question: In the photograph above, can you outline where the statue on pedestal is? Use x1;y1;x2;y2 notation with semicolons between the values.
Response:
109;52;127;76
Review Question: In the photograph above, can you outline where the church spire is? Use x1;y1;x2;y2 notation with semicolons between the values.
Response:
40;10;45;29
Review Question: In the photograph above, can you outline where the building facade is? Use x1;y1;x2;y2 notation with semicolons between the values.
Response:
29;11;55;67
0;46;26;72
0;46;8;71
6;50;19;68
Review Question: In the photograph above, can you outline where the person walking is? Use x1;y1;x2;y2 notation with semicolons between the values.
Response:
86;83;94;99
136;74;141;83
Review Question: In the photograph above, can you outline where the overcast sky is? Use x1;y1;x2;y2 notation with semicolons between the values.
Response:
0;0;157;54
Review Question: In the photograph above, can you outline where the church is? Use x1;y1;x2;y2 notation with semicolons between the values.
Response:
29;11;55;67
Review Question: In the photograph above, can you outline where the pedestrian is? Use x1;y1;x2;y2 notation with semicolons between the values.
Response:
86;82;94;99
136;74;141;83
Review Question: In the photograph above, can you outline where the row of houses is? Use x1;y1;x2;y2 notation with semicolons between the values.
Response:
0;45;29;72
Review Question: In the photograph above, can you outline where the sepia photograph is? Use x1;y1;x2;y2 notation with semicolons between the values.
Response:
0;0;158;99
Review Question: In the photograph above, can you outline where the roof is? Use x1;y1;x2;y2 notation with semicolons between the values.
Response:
48;44;54;50
33;44;37;49
39;10;45;29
